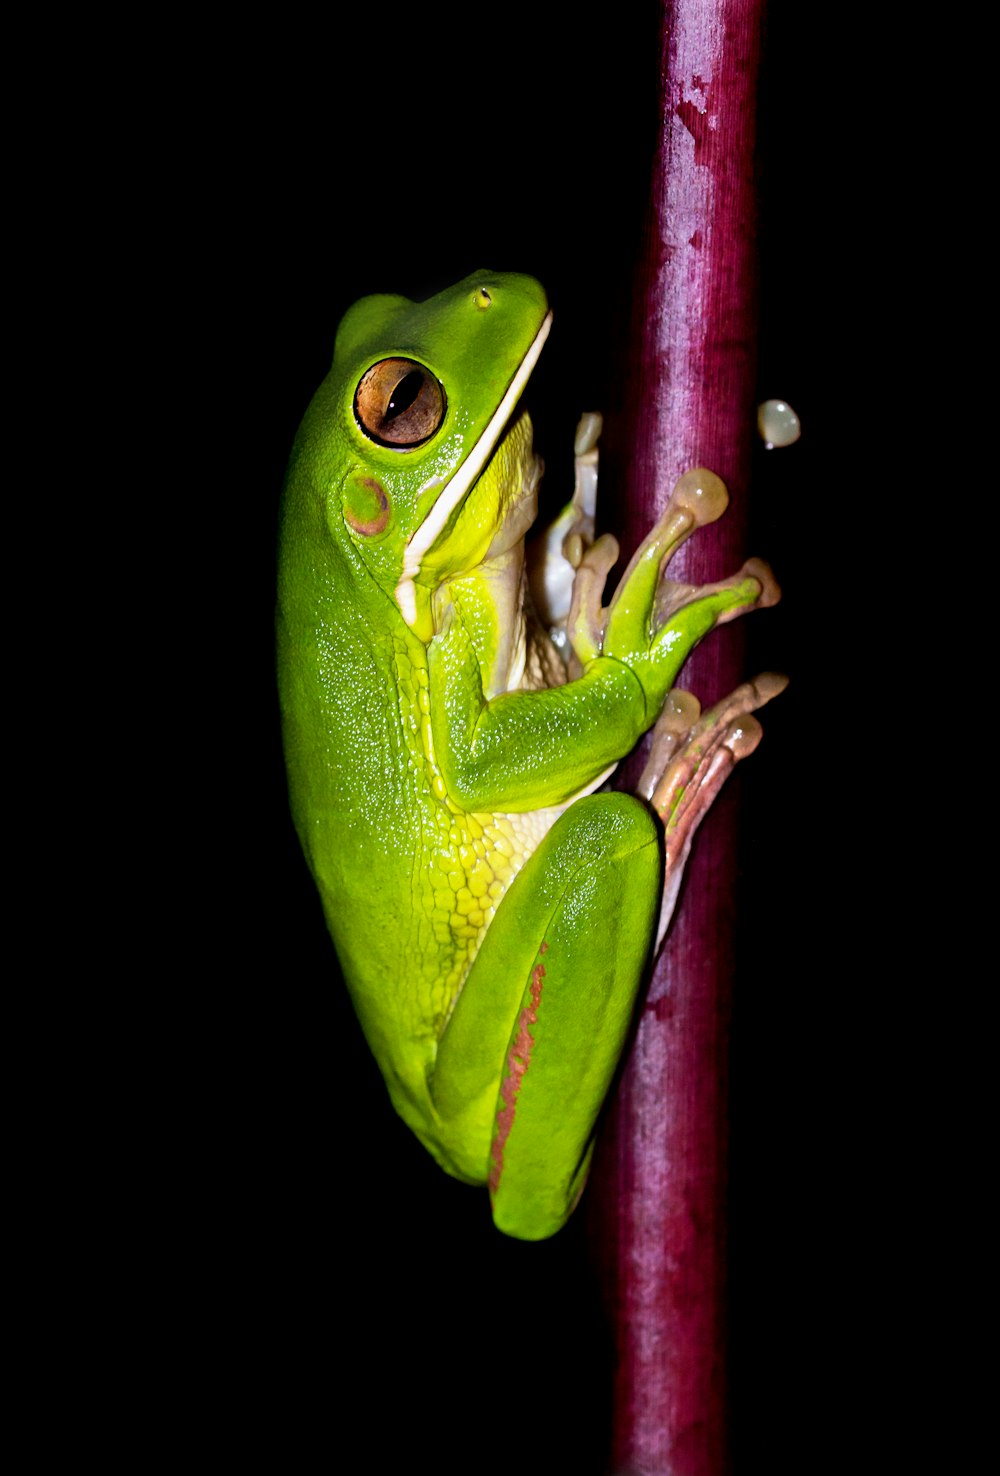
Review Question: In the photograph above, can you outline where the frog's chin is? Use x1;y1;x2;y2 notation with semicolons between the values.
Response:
481;411;541;560
413;409;540;592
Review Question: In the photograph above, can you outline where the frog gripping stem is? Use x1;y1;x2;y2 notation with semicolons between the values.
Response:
638;670;789;943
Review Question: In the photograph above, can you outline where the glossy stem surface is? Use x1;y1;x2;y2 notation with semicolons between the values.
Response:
589;4;765;1473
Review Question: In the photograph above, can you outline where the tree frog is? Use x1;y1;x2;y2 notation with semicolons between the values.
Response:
277;271;783;1240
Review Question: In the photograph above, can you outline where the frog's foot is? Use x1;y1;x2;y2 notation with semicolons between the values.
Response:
637;471;780;636
572;470;780;693
637;672;788;946
606;467;737;635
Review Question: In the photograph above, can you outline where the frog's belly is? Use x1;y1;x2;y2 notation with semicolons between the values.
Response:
405;799;568;1029
317;796;568;1141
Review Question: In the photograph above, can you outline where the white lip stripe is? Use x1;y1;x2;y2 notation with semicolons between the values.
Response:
394;310;553;624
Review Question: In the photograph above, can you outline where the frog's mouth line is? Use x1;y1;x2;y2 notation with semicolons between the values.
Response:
394;310;553;628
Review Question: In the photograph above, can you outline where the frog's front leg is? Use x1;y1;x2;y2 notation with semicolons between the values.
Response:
432;793;660;1241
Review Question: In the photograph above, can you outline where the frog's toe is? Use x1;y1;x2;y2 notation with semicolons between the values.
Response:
641;672;788;946
573;411;603;459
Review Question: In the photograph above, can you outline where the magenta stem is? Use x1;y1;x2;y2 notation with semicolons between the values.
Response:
588;4;766;1473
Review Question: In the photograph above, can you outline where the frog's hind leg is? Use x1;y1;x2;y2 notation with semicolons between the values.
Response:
433;792;660;1241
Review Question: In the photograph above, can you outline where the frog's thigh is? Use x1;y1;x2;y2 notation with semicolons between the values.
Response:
436;793;660;1240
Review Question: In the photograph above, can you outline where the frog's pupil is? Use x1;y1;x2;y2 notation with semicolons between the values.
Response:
385;370;424;423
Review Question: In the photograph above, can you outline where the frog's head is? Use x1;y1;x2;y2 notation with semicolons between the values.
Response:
312;271;550;640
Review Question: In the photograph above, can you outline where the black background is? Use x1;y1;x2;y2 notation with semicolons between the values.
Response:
145;6;858;1470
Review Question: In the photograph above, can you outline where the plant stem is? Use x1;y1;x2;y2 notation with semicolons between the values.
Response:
588;4;766;1472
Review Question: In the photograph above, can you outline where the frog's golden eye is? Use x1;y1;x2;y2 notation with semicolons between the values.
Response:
354;358;446;448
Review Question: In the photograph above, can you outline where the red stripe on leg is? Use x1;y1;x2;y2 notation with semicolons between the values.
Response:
488;960;546;1196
